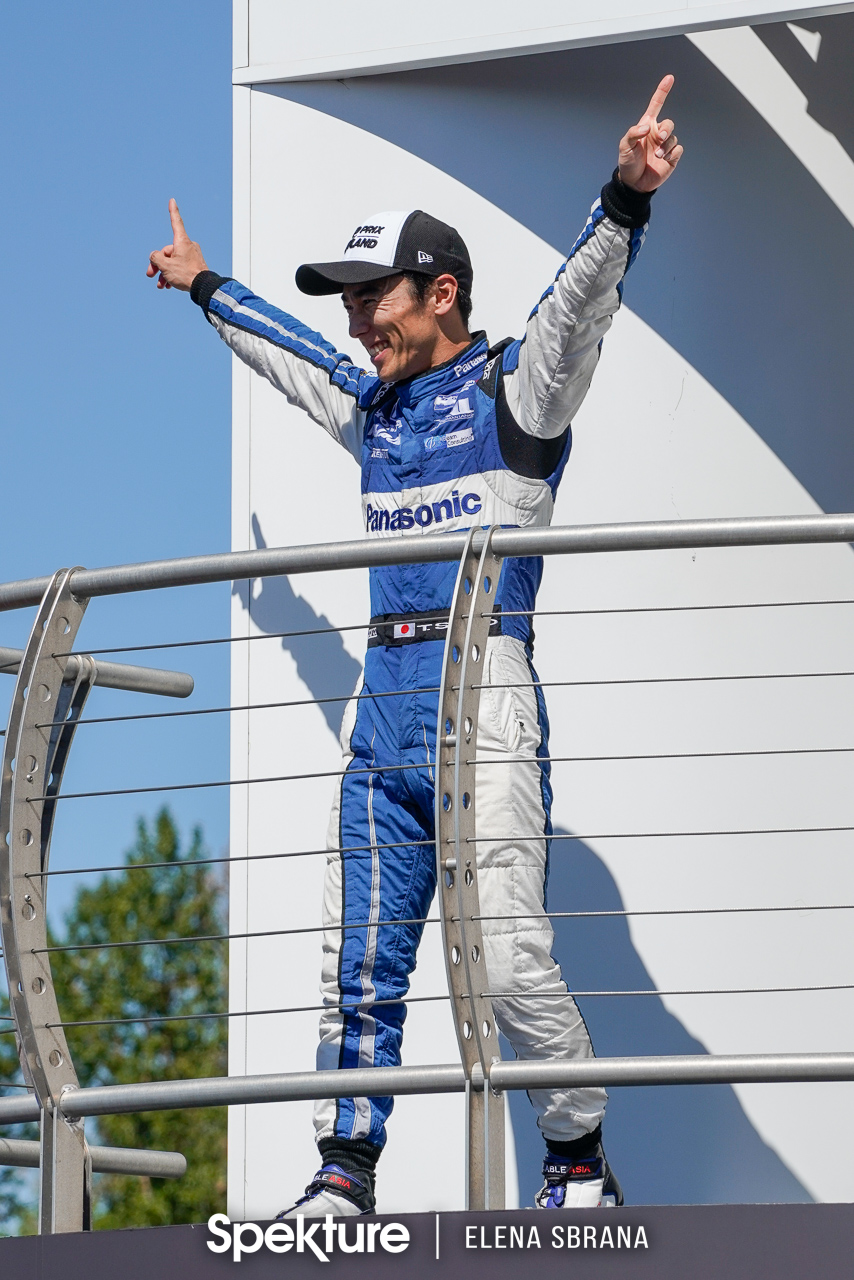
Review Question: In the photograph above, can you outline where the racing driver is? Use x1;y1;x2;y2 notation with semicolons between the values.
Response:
148;76;682;1215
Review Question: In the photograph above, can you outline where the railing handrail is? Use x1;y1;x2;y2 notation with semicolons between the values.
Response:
0;1136;186;1179
1;512;853;613
2;1052;854;1127
0;647;193;699
4;515;854;1220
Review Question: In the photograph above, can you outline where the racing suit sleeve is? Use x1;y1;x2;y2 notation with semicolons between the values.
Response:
190;272;368;462
504;172;653;441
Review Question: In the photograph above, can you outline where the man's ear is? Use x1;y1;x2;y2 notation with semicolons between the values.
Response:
432;274;459;317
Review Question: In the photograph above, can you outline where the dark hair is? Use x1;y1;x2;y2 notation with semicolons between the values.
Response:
402;270;473;330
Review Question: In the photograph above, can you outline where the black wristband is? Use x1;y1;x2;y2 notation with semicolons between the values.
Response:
600;169;654;229
190;270;231;314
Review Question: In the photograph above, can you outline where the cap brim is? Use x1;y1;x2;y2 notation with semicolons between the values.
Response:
295;260;403;296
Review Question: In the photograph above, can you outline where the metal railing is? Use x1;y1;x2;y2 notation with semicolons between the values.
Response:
1;512;854;1230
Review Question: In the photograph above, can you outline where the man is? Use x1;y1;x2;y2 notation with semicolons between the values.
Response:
148;77;682;1216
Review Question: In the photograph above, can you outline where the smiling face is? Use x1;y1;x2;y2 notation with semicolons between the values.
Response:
342;274;467;384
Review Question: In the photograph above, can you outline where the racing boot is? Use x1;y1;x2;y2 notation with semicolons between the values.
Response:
535;1125;623;1209
276;1163;375;1218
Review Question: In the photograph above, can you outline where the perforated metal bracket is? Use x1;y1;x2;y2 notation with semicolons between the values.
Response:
0;569;93;1232
436;527;506;1210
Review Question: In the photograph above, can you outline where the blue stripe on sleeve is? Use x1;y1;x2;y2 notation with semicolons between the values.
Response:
209;280;369;400
527;201;607;322
625;223;647;274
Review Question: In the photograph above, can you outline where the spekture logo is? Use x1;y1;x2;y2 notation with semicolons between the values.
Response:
207;1213;410;1263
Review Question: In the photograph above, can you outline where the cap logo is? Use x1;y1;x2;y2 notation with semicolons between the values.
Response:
417;251;434;264
347;227;384;251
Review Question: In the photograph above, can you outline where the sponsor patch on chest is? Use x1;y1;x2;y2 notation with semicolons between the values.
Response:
369;410;402;447
423;425;474;452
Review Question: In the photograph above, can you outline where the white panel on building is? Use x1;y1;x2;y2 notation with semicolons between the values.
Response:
226;2;854;1215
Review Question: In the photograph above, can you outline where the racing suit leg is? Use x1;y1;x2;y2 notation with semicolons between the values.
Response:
314;636;605;1153
476;636;607;1143
314;650;438;1151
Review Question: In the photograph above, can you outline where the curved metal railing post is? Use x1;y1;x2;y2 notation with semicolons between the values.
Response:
435;527;506;1210
0;569;93;1232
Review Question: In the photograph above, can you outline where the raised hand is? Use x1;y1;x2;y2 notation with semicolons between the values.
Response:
146;199;208;292
618;75;683;193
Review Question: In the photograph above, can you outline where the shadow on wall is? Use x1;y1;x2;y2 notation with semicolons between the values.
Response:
506;832;812;1207
231;531;810;1205
271;21;854;515
232;514;362;737
755;15;854;162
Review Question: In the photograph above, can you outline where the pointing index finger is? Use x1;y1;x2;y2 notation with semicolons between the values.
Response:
169;197;188;243
645;74;674;121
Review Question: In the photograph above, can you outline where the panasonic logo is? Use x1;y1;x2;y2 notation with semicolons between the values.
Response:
454;352;487;377
366;490;482;532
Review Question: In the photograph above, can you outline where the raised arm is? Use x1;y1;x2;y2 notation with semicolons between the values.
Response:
505;76;683;440
146;201;371;461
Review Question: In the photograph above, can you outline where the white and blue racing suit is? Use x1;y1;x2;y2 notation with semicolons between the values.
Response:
191;174;651;1151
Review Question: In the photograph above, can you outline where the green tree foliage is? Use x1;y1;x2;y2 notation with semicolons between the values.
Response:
0;1000;38;1237
0;809;227;1232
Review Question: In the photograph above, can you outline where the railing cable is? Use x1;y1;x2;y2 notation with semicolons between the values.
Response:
51;993;451;1031
61;613;455;659
32;670;854;734
493;597;854;620
27;838;436;880
26;824;854;883
35;760;436;804
34;901;854;956
47;982;854;1035
53;595;854;661
34;685;441;732
466;746;854;766
29;746;854;806
481;984;854;999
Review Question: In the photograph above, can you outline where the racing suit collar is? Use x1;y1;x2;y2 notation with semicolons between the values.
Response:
392;331;488;410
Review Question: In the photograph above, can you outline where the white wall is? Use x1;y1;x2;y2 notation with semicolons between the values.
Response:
228;13;854;1213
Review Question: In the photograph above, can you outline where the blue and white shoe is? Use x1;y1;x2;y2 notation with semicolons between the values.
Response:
276;1163;375;1219
535;1145;623;1209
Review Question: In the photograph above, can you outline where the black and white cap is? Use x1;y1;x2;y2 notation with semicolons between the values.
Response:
295;210;473;296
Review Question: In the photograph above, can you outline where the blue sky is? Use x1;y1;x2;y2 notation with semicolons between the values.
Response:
0;1;233;922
